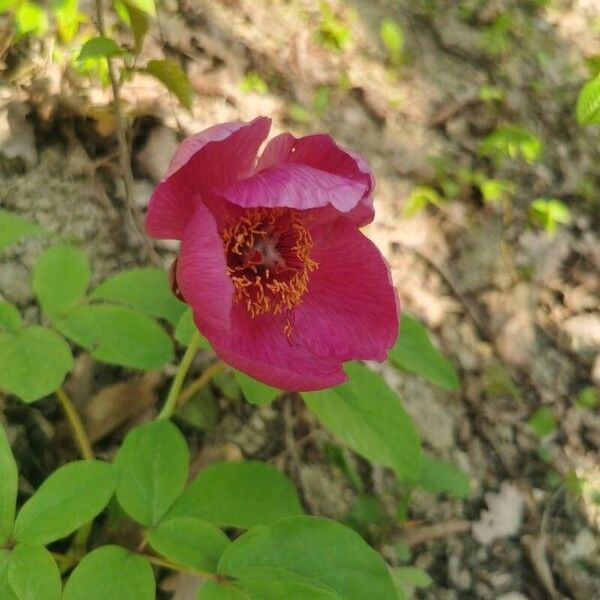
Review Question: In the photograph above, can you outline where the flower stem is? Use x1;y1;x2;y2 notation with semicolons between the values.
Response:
176;360;225;410
143;554;222;580
157;331;204;420
56;387;94;460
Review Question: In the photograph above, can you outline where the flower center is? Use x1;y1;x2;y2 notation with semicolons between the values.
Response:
221;208;317;321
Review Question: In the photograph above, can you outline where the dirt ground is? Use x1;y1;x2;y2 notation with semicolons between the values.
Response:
1;0;599;598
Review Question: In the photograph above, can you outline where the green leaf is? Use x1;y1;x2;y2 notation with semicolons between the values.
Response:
78;36;125;61
576;386;599;410
123;0;155;15
529;198;571;234
417;456;470;498
234;371;280;406
0;210;45;252
0;326;73;403
14;460;117;545
15;1;48;36
0;425;18;545
388;314;460;390
202;516;397;600
90;268;185;325
56;304;173;370
576;76;600;125
116;0;150;53
143;59;192;111
167;461;303;529
0;303;21;333
479;125;542;163
63;546;155;600
148;517;229;572
33;246;90;319
0;550;17;600
174;308;211;348
303;362;422;481
528;406;556;438
7;544;61;600
115;421;189;526
390;566;432;590
380;18;404;66
403;185;444;217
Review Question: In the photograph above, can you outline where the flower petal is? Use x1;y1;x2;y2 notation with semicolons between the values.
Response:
176;203;234;338
250;132;374;225
146;117;271;240
210;307;347;391
293;216;399;361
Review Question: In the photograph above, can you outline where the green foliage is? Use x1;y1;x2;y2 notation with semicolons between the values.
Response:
174;308;211;348
528;406;556;438
391;566;432;599
77;36;125;61
62;546;155;600
14;460;117;545
7;544;61;600
480;125;542;163
53;0;83;43
202;516;397;599
115;0;151;54
15;1;48;36
313;85;331;118
479;14;512;55
167;461;303;528
115;421;189;527
241;72;268;94
33;246;90;319
478;84;504;102
403;185;444;217
303;362;422;481
0;326;73;403
148;517;229;572
90;267;185;325
287;102;312;124
0;210;46;252
234;371;280;406
142;59;193;111
316;1;350;51
417;456;470;498
479;178;514;204
575;76;600;125
0;303;21;334
389;314;460;391
529;198;571;233
380;18;404;67
0;425;18;545
576;386;599;410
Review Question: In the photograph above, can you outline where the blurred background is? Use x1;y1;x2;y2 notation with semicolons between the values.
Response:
0;0;599;598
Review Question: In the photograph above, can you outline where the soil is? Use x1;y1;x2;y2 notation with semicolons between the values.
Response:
0;0;599;598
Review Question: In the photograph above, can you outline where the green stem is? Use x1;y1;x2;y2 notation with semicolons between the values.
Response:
56;387;94;460
157;331;203;420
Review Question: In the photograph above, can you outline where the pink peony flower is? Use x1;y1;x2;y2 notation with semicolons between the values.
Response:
146;117;399;391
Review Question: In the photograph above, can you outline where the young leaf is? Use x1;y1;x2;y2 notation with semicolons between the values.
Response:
63;546;155;600
417;455;470;498
7;544;61;600
167;461;303;529
479;125;542;163
576;76;600;125
143;59;192;111
0;209;45;252
303;362;422;481
234;371;280;406
90;268;186;325
15;1;48;36
148;517;229;572
0;303;21;334
78;36;125;61
0;326;73;403
380;18;404;66
388;314;460;390
33;246;90;319
174;308;211;348
0;550;16;600
528;406;556;438
529;198;571;234
115;420;189;526
56;304;173;370
202;516;397;600
0;425;18;545
14;460;117;545
118;0;150;54
390;566;432;593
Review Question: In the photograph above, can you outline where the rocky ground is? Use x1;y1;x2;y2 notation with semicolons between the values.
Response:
0;0;599;598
